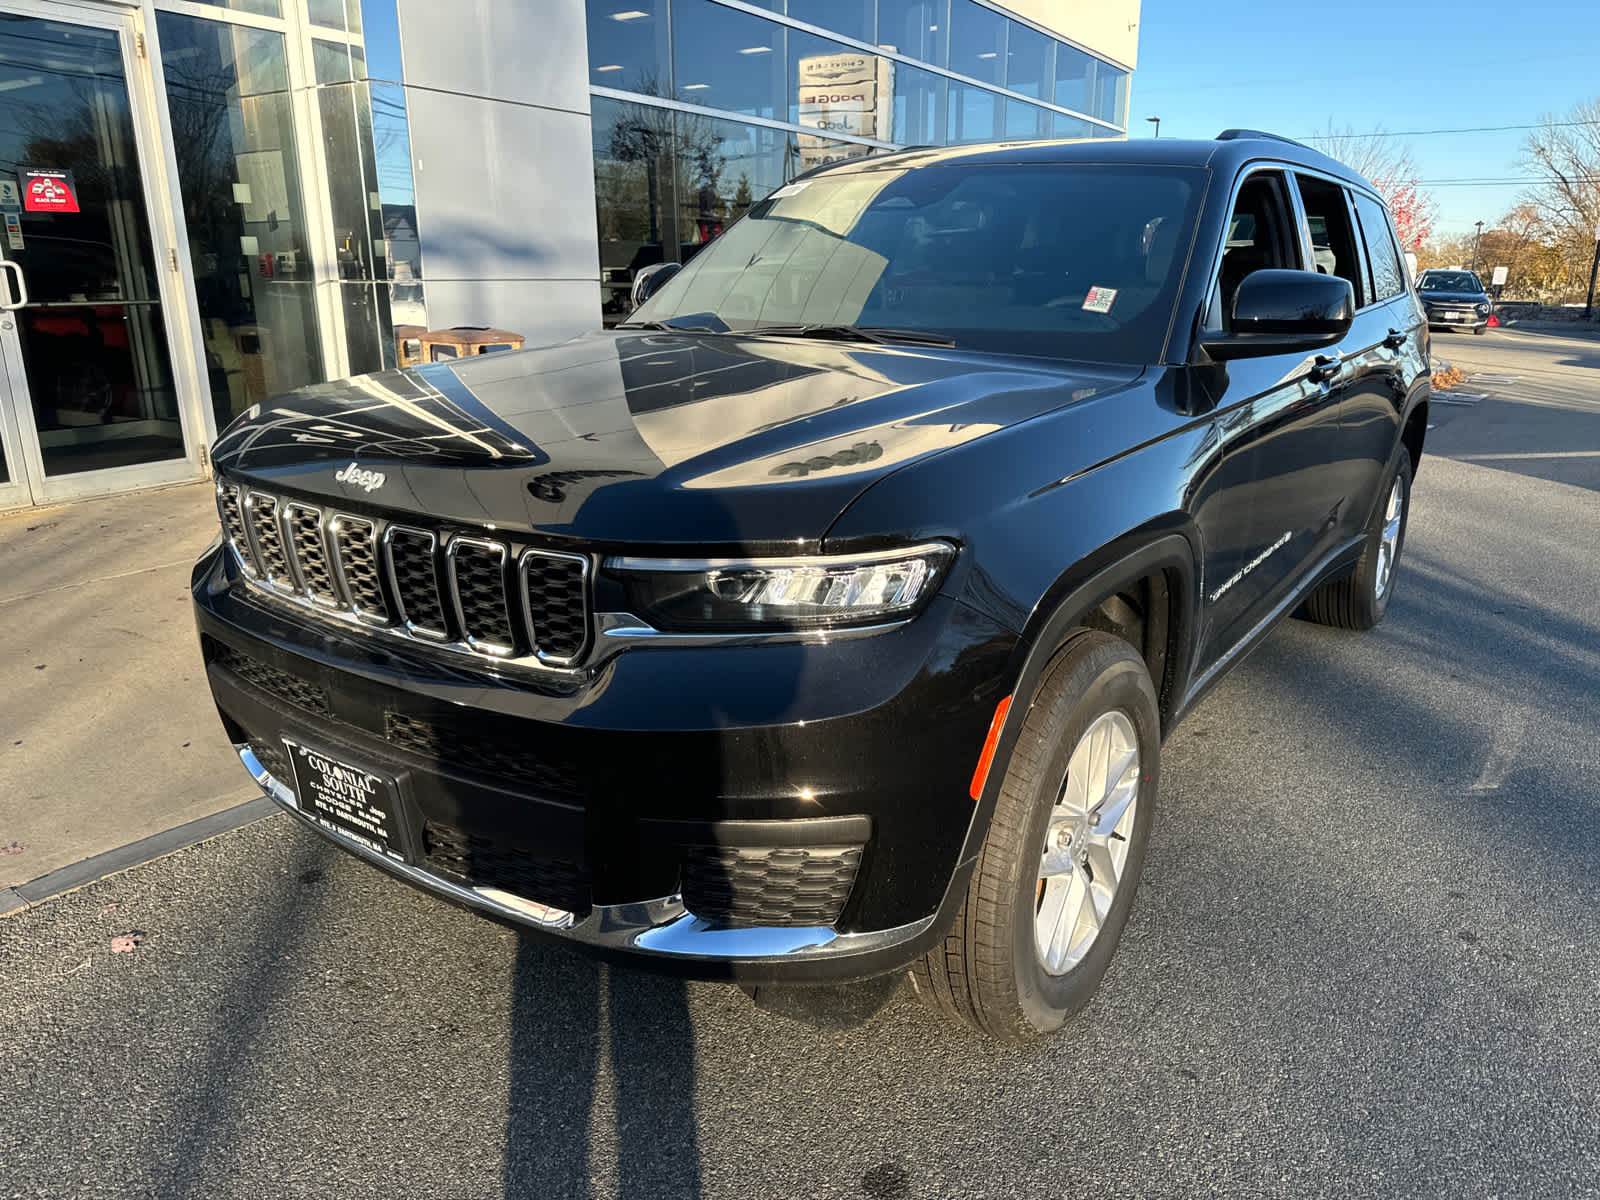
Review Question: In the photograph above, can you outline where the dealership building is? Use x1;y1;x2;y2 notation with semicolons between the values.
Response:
0;0;1138;510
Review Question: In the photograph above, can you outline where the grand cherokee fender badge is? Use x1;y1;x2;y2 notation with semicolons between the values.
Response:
1209;531;1292;603
334;462;386;493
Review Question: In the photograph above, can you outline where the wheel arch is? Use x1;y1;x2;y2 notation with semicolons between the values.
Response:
953;529;1198;873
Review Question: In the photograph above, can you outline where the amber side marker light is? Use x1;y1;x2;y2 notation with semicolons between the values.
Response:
969;695;1013;801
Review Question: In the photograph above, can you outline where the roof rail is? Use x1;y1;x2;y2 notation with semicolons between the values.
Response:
1215;128;1314;150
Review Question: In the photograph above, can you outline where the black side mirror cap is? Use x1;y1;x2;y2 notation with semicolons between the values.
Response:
631;261;683;309
1201;268;1355;361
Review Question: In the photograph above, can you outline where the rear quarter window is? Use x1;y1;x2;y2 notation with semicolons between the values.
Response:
1352;193;1405;303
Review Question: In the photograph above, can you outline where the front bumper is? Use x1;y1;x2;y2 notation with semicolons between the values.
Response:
1424;307;1489;331
193;547;1016;983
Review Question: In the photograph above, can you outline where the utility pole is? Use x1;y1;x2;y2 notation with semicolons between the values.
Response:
1586;221;1600;320
1146;116;1160;138
1471;221;1484;274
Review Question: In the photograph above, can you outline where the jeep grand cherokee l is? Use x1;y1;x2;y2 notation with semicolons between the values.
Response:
194;131;1429;1041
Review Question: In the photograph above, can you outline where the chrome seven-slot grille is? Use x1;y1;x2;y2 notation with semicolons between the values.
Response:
216;481;590;667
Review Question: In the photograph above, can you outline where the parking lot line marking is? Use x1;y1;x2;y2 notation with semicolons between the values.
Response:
1456;450;1600;461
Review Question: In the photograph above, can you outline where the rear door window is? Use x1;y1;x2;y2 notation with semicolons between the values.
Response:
1295;174;1366;308
1351;192;1405;303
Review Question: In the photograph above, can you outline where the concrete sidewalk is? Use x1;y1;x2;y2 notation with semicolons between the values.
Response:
0;482;259;894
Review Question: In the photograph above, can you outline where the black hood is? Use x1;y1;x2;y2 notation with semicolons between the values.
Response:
211;329;1142;549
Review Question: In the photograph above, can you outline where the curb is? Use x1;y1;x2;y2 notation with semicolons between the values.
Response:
0;796;278;917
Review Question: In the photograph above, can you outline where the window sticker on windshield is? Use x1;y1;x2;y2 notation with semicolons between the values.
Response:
770;181;812;199
1082;286;1117;314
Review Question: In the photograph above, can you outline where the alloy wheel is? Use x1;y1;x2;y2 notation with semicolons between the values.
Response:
1034;711;1141;975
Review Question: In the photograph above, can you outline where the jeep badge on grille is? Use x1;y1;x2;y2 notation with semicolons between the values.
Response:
334;462;386;493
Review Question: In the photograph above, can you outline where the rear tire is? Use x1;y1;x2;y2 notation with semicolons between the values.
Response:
1302;453;1412;631
909;632;1159;1042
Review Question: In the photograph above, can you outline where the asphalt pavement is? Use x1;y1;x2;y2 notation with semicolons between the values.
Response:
2;330;1598;1199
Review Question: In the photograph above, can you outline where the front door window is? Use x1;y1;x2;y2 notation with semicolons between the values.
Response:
0;13;186;483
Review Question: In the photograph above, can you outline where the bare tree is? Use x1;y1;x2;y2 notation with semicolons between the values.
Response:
1521;99;1600;295
1306;124;1438;251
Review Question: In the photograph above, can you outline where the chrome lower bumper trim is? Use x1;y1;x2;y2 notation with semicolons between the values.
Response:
235;744;933;964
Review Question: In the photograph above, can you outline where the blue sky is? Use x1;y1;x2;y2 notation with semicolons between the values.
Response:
1128;0;1600;236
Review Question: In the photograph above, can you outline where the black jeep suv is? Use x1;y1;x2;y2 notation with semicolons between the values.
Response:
194;131;1429;1041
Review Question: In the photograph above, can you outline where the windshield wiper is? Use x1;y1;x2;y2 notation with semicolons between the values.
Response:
616;317;727;333
743;323;956;347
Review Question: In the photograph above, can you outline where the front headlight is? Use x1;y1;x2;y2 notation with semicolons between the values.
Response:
1477;303;1492;315
603;543;955;632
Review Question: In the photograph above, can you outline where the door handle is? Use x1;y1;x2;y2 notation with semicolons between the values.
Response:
1384;327;1408;349
0;260;25;310
1309;352;1345;383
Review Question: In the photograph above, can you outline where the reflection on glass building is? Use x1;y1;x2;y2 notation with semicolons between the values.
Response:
0;0;1135;510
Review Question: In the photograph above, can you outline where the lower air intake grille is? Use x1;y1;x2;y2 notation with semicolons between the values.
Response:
421;820;591;917
384;712;582;796
681;844;863;928
213;646;330;716
387;528;446;635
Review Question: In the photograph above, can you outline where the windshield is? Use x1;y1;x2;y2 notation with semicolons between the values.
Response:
1418;270;1484;293
629;163;1206;364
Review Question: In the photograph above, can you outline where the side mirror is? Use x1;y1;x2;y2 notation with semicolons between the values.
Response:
630;261;682;309
1202;268;1354;361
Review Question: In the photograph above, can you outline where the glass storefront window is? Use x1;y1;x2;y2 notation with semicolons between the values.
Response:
947;80;997;143
592;96;870;324
782;0;873;42
1002;97;1048;140
788;31;887;142
1055;45;1125;126
307;0;361;33
1053;42;1092;115
156;12;324;430
876;0;946;68
592;96;681;320
672;0;785;117
1004;20;1051;100
891;61;946;145
1052;111;1093;140
184;0;281;15
585;0;670;94
948;0;1003;85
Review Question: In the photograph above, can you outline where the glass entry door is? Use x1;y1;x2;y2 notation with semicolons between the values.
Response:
0;2;196;507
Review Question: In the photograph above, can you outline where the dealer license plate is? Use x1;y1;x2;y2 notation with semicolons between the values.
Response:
282;738;405;862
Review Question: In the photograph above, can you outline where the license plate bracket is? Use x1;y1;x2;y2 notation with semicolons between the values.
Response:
282;737;406;863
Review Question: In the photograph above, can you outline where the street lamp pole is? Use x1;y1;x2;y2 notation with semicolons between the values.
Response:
1146;116;1161;138
1471;221;1484;274
1585;221;1600;320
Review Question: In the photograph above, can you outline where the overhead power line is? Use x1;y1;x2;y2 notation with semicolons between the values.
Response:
1303;119;1600;141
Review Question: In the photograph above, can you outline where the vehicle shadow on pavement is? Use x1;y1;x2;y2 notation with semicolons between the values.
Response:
501;937;702;1198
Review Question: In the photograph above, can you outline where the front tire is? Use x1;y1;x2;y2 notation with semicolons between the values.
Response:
909;632;1159;1041
1302;452;1412;630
